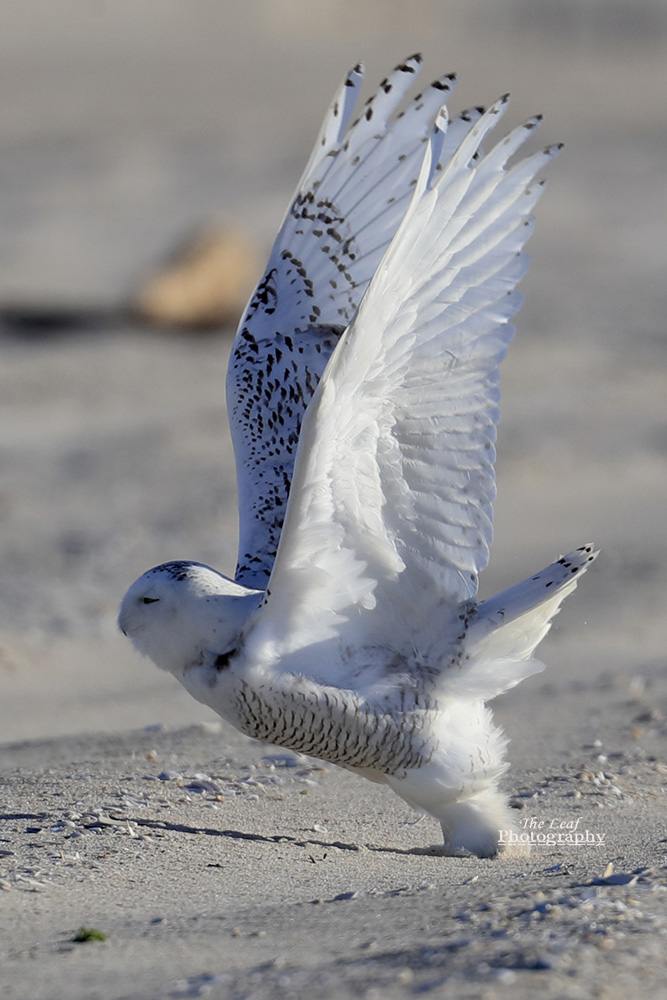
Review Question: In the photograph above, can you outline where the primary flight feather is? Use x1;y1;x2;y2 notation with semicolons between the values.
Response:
119;57;596;857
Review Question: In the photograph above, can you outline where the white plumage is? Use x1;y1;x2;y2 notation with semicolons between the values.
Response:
119;58;597;857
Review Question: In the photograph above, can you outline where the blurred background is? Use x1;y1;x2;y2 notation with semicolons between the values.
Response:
1;0;666;743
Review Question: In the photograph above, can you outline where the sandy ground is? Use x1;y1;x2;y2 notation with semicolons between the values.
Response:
1;2;667;998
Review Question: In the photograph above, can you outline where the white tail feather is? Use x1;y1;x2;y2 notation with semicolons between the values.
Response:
435;545;598;701
458;545;598;697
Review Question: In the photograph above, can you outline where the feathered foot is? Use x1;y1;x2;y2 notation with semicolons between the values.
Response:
438;787;524;858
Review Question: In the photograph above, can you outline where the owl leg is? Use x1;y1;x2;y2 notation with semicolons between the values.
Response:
438;786;524;858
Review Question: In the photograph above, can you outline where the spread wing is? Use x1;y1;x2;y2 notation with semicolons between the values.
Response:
227;55;488;588
246;98;560;668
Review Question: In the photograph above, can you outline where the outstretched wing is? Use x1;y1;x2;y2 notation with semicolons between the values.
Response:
228;56;487;588
247;98;560;667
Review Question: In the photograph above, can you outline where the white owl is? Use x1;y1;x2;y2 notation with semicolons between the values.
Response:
119;56;596;857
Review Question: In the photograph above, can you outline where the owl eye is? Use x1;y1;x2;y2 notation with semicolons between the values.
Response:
142;597;160;605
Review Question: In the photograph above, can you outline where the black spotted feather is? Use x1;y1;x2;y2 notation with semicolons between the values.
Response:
228;56;484;587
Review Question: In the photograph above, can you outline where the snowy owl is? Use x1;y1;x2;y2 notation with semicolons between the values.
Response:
119;56;596;857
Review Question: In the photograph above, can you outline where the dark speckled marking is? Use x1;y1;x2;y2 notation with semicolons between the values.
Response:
147;561;197;582
230;301;344;584
215;649;236;671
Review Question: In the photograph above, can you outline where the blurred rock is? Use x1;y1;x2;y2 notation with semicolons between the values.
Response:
133;227;260;331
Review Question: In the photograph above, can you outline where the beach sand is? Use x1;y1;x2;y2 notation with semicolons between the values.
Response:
1;3;666;997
